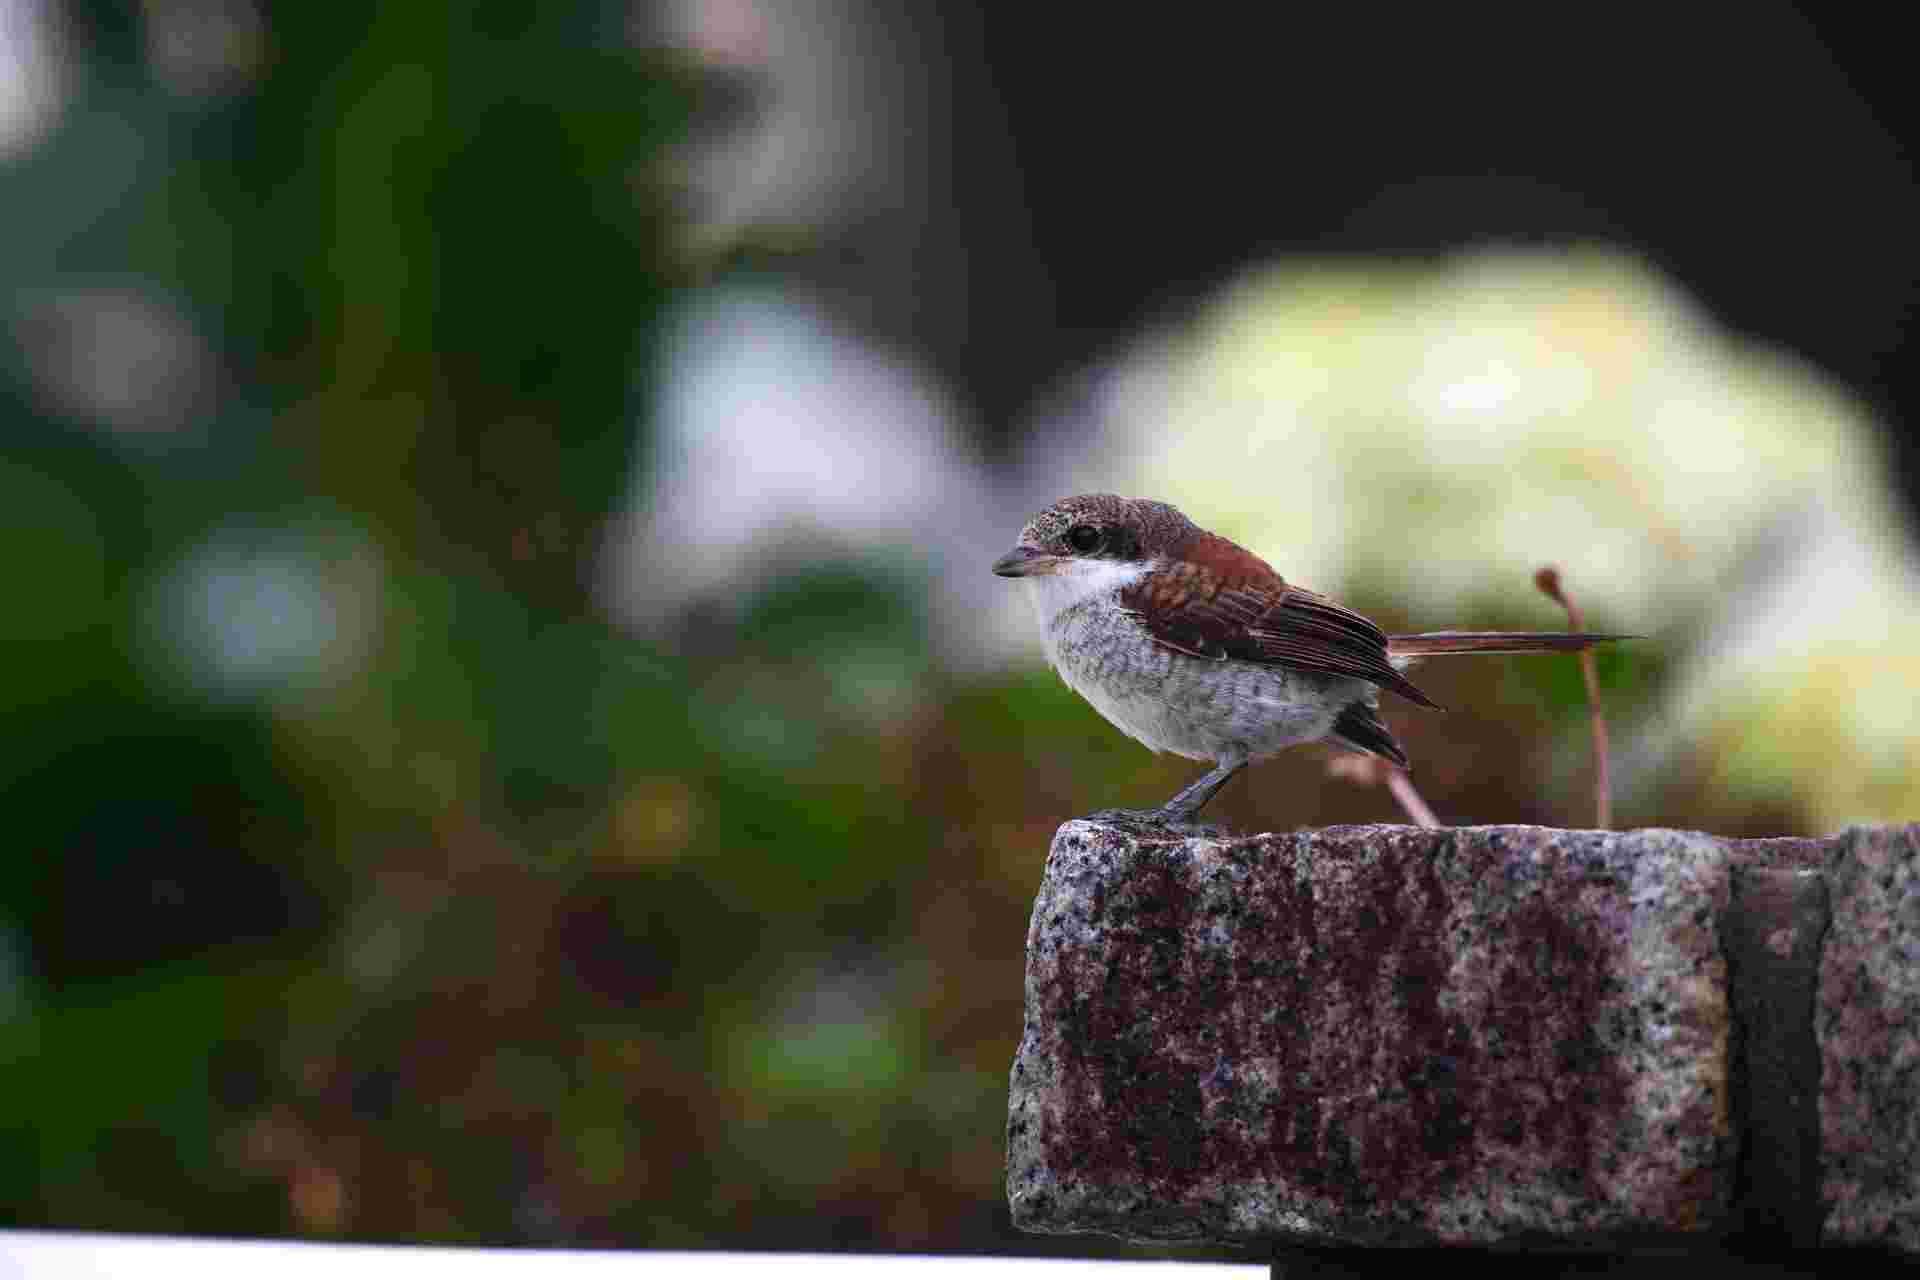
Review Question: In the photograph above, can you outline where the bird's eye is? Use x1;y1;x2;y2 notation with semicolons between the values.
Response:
1065;523;1104;553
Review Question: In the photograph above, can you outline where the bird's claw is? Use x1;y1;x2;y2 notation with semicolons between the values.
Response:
1084;806;1228;837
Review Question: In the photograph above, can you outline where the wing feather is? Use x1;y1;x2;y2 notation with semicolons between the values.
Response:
1118;541;1441;709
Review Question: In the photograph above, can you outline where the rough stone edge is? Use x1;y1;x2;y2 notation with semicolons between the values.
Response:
1819;824;1920;1252
1006;818;1237;1243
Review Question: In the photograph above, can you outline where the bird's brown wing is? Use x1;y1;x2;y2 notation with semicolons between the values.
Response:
1247;589;1441;709
1119;551;1441;709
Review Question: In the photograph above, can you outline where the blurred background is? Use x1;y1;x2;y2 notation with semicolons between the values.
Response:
2;0;1916;1258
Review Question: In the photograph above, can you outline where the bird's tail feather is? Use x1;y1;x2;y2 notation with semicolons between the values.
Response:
1330;700;1410;767
1387;631;1632;657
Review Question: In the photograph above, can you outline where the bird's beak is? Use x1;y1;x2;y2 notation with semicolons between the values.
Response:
992;545;1058;577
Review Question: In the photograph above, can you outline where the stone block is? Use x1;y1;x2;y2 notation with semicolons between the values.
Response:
1007;819;1914;1252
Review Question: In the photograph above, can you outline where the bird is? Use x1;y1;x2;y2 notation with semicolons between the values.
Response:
992;493;1625;826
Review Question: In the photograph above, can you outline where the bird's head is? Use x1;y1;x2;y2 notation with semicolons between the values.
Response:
991;494;1198;580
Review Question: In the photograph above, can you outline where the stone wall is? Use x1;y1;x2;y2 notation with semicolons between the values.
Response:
1007;820;1918;1256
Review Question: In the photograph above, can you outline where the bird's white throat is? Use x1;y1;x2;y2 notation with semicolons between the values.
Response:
1023;557;1151;626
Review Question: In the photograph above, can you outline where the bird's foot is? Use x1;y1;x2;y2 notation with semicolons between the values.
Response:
1083;806;1229;837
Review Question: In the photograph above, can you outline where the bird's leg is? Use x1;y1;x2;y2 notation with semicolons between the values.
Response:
1152;759;1245;824
1088;758;1245;831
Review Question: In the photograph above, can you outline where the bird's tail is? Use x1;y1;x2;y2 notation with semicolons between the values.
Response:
1387;631;1631;658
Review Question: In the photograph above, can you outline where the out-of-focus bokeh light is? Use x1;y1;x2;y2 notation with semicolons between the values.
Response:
13;285;220;441
142;0;265;98
141;519;382;707
659;0;925;254
0;0;67;157
600;287;1030;668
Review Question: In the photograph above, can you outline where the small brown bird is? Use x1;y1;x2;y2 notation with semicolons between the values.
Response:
993;494;1624;825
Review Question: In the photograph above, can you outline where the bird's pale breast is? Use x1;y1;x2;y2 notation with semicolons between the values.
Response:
1039;593;1364;763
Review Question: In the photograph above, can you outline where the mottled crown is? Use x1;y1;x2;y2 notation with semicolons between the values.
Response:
1015;494;1200;562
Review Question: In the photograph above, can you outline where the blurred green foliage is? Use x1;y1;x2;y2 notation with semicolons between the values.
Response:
1496;641;1666;722
0;6;1152;1249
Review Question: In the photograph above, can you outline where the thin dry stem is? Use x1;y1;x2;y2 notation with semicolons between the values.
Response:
1534;566;1612;829
1328;754;1440;828
1385;769;1440;828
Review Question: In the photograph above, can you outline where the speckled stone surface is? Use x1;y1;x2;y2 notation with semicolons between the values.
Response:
1008;820;1739;1248
1820;825;1920;1251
